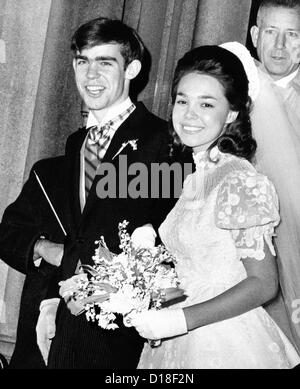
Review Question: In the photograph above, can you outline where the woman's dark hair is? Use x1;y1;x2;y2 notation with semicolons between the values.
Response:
71;17;145;68
169;45;257;162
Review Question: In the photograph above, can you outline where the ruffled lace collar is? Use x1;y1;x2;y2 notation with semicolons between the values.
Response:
192;146;231;171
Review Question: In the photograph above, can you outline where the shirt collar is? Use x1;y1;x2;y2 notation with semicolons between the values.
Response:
86;97;134;129
275;69;299;88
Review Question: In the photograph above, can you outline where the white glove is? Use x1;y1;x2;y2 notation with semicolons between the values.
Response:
130;308;188;340
36;298;60;365
131;225;157;249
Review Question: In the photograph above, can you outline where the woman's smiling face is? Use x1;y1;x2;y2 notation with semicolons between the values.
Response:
172;72;237;154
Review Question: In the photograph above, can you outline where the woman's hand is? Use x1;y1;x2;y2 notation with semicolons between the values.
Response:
129;308;188;340
131;224;157;249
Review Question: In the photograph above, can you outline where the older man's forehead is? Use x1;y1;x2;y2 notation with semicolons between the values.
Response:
259;6;300;28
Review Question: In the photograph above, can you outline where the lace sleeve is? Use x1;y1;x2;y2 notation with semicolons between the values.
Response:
215;170;280;260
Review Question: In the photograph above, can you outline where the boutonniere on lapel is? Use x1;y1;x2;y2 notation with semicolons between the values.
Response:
112;139;138;160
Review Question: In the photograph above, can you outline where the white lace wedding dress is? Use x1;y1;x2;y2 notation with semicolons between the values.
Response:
138;148;300;369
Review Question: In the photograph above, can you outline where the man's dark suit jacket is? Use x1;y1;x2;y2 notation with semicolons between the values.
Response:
0;102;182;368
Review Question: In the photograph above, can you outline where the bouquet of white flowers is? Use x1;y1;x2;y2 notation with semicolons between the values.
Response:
66;221;181;330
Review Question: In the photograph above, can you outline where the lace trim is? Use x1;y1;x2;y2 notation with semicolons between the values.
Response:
231;224;277;261
215;169;280;229
183;152;253;207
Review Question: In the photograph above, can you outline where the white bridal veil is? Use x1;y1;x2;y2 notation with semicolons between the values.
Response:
221;42;300;353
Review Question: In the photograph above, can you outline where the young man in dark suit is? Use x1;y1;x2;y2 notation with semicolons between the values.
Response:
0;17;184;368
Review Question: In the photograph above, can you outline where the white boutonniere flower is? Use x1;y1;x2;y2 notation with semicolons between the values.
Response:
112;139;138;160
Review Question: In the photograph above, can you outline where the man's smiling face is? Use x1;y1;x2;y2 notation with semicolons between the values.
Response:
73;43;130;119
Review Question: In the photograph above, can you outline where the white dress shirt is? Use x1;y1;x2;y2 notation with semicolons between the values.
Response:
275;68;299;88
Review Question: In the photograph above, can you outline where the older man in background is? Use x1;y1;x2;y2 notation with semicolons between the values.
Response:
251;0;300;100
250;0;300;353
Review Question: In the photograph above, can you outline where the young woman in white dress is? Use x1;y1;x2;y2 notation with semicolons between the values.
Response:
129;45;300;369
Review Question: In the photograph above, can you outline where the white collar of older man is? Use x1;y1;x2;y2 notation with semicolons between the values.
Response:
275;68;299;88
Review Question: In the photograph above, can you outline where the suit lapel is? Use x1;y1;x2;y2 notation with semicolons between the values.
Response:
66;127;88;230
102;110;142;162
80;104;146;222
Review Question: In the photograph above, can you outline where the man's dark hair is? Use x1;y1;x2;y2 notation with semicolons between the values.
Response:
71;17;145;68
257;0;300;24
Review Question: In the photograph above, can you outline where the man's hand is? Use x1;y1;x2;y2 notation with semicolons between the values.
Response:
33;239;64;267
36;298;60;365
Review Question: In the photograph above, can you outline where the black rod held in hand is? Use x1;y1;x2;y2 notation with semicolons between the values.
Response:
33;170;67;236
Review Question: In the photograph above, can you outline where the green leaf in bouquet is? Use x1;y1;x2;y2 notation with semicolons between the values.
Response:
79;264;99;277
95;241;115;262
92;282;118;294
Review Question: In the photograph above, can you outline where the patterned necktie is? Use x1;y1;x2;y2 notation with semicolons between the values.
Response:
84;104;135;198
84;124;110;198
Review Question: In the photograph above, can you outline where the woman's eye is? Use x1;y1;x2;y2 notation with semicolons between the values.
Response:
176;99;187;105
201;103;213;108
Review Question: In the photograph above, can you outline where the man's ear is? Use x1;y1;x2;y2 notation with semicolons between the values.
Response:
125;59;142;80
226;110;238;124
250;25;259;48
72;58;77;72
